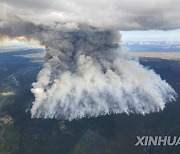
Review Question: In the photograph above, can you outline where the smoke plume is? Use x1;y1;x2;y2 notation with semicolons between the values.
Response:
30;30;176;120
0;0;178;120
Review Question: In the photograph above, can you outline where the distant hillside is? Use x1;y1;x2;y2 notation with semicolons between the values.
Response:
121;41;180;52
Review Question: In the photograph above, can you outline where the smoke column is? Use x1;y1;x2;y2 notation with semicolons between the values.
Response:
30;29;176;120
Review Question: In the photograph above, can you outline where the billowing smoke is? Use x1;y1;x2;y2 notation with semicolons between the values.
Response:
0;0;178;120
30;30;176;120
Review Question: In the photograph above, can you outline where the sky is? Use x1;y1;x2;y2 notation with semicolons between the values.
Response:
121;29;180;41
1;0;180;32
0;0;180;45
1;29;180;50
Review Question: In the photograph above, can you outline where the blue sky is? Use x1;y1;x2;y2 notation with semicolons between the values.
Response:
121;29;180;41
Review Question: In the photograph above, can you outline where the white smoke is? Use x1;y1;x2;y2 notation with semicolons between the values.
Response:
30;30;176;120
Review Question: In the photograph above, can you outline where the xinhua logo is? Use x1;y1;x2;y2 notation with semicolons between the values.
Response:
135;136;180;146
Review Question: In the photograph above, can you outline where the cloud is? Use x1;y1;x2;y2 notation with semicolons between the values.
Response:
0;0;180;30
